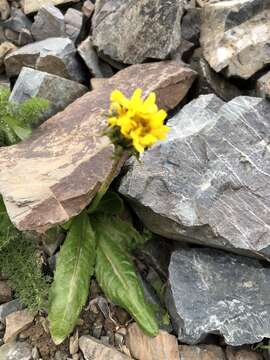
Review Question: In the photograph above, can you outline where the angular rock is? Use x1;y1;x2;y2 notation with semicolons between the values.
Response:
256;71;270;99
0;42;17;74
82;0;95;18
0;0;10;20
2;8;32;33
79;335;131;360
181;8;201;47
179;345;226;360
64;8;83;43
0;300;24;324
200;1;270;79
78;36;113;78
9;67;88;118
166;248;270;345
92;0;184;64
31;5;66;41
0;341;32;360
4;37;85;83
226;347;264;360
119;94;270;258
0;61;194;232
0;281;12;304
21;0;79;15
4;310;34;342
127;323;179;360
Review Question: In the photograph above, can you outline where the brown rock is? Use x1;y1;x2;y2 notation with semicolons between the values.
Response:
179;345;226;360
226;347;264;360
0;0;9;20
0;61;196;232
0;42;17;74
256;71;270;99
0;281;12;304
127;322;179;360
79;335;131;360
21;0;79;15
4;310;34;342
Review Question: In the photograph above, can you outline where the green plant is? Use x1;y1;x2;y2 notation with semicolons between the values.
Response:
48;192;159;344
0;86;49;146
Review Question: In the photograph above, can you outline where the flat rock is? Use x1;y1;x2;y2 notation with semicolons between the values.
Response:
166;247;270;345
31;5;66;41
0;341;32;360
179;345;226;360
0;300;24;324
4;310;34;343
78;36;113;78
21;0;79;15
92;0;184;64
0;61;194;232
79;335;131;360
4;37;85;83
119;94;270;258
127;322;179;360
0;281;12;304
200;0;270;79
9;67;88;118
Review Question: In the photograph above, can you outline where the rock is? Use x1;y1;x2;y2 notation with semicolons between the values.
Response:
4;37;85;83
4;310;34;342
179;345;226;360
127;322;179;360
0;61;194;232
119;94;270;258
0;0;10;20
79;335;131;360
92;0;184;64
190;48;241;101
167;247;270;345
0;300;24;324
82;0;94;18
0;42;17;74
197;0;226;6
256;71;270;99
64;8;83;43
78;36;113;78
21;0;79;15
200;0;270;79
181;8;201;47
0;341;32;360
9;67;88;118
226;347;264;360
0;281;12;304
31;5;66;41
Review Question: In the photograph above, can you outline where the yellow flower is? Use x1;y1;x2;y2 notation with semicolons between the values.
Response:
107;88;169;153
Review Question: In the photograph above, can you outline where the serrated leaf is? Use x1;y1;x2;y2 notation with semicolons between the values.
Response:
48;211;96;345
94;191;124;215
94;215;159;336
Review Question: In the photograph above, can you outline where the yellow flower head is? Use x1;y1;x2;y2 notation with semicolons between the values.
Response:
107;88;169;154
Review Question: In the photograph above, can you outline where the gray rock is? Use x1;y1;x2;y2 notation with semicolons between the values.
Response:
2;8;32;33
181;8;201;46
166;247;270;345
119;94;270;258
200;0;270;79
82;0;95;18
190;48;241;101
4;37;85;83
78;36;113;78
64;8;82;43
31;5;66;41
9;67;88;118
0;300;24;324
0;341;32;360
256;71;270;99
92;0;184;64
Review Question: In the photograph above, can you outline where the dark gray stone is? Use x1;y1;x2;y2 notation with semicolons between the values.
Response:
31;5;66;41
200;0;270;79
92;0;184;64
2;8;32;33
0;300;24;324
166;247;270;345
4;37;85;83
9;67;88;118
119;94;270;259
0;341;32;360
181;8;201;46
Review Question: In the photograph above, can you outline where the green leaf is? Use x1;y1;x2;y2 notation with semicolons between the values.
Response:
94;191;124;215
94;215;159;336
48;211;96;345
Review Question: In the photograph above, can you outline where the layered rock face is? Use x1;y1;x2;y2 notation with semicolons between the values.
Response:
119;94;270;258
200;0;270;79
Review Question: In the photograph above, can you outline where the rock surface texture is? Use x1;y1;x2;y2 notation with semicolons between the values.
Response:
21;0;79;15
119;94;270;258
200;0;270;79
166;248;270;345
92;0;184;64
0;61;195;232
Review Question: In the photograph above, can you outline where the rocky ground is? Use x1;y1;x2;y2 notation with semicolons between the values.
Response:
1;0;270;359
